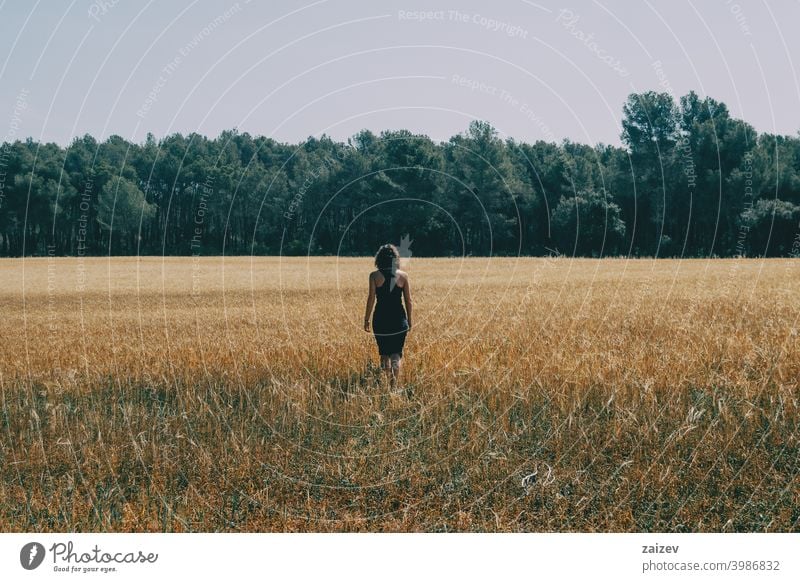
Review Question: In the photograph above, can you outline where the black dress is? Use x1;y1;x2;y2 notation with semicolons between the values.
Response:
372;268;409;356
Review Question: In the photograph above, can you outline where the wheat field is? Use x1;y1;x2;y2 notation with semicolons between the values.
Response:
0;256;798;532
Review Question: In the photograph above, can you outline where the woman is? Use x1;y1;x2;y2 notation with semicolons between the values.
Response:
364;244;413;385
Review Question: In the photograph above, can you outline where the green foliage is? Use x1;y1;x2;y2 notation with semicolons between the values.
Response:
96;177;155;254
2;93;800;257
552;190;626;256
740;198;800;256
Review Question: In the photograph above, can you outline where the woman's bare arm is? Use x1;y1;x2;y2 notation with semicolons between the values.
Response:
364;273;376;331
402;275;413;330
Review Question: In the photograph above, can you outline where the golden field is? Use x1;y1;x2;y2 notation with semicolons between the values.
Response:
0;256;798;532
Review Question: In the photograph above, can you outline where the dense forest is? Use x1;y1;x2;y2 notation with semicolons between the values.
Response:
1;90;799;258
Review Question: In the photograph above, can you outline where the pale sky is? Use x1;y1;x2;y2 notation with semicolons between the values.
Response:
1;0;799;147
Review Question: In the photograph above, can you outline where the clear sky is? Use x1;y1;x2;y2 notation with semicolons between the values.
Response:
1;0;799;147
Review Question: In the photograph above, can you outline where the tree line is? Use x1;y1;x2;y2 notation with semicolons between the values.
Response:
1;90;799;258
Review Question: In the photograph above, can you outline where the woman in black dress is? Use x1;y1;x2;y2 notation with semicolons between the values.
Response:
363;244;413;385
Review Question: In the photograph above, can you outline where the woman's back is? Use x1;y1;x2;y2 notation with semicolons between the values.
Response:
374;269;405;317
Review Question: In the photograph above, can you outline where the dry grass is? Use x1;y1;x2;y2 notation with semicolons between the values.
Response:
0;256;798;532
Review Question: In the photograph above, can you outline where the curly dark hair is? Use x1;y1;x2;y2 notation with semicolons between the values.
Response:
374;243;399;271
